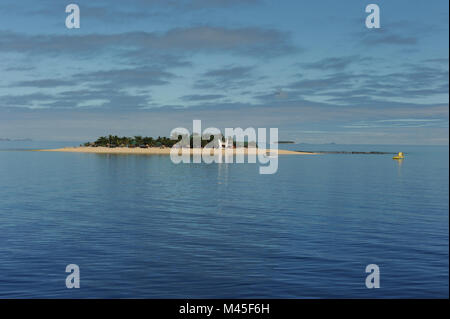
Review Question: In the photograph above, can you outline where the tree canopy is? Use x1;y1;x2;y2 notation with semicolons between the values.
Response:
84;134;257;148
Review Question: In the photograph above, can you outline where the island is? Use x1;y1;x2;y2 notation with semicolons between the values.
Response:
38;135;317;155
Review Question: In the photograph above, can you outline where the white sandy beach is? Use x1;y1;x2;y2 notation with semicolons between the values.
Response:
37;146;317;155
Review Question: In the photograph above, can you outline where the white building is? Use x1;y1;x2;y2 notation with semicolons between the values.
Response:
218;137;233;149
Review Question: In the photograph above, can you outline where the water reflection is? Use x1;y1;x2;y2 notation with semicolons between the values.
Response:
394;158;404;176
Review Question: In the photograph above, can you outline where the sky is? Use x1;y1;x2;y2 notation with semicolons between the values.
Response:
0;0;448;144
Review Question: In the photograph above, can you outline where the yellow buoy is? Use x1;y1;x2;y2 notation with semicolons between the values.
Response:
393;152;404;160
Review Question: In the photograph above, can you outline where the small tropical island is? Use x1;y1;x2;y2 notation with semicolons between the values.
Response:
38;134;316;155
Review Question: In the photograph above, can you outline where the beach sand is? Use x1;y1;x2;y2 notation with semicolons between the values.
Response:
37;146;317;155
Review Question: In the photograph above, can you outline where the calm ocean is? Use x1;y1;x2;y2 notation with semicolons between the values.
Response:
0;142;448;298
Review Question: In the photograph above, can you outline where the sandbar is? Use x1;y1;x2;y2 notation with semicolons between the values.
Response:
37;146;317;155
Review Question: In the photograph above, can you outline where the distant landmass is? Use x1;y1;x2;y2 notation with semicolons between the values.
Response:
0;138;32;142
298;142;337;145
275;141;338;145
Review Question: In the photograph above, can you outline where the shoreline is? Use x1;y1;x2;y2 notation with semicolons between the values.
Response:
36;146;317;155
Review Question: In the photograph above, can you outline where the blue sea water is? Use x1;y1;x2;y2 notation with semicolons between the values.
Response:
0;141;448;298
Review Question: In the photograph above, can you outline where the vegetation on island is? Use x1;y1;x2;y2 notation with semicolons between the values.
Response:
84;134;257;148
84;135;176;148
